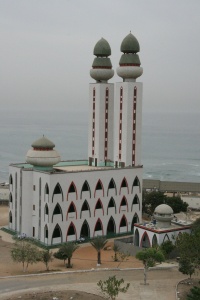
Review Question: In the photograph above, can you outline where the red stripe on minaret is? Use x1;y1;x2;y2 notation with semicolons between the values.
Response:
104;88;109;161
119;87;123;161
132;87;137;165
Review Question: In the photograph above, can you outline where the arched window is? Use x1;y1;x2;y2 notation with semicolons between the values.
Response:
94;218;103;234
66;202;77;220
107;178;117;196
80;220;90;238
67;181;78;201
131;195;140;210
80;180;91;199
9;193;13;203
107;216;116;235
119;177;129;195
152;234;158;247
9;175;13;185
119;215;128;228
94;199;104;216
163;234;170;243
140;231;151;248
52;183;63;202
45;183;49;195
66;222;77;241
44;224;48;239
94;179;104;197
9;211;12;223
119;196;128;213
45;204;49;215
52;224;62;239
131;213;139;231
80;200;91;218
134;228;139;246
52;203;63;222
132;176;141;193
107;197;116;214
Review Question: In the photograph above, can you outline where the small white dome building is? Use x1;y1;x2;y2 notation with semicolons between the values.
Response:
134;203;191;248
26;136;61;170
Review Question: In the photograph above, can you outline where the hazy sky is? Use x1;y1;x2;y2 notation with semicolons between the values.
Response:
1;0;200;113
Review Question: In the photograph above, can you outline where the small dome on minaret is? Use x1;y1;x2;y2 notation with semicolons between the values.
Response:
26;135;61;170
117;32;143;81
90;38;114;83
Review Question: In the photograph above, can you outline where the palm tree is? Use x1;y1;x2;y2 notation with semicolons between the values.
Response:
59;242;79;268
90;236;108;265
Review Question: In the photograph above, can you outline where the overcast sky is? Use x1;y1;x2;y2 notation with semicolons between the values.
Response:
1;0;200;113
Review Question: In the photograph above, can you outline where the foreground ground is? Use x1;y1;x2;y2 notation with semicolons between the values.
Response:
1;205;199;300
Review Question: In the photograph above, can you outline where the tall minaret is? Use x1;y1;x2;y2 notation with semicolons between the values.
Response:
114;33;143;167
88;38;114;167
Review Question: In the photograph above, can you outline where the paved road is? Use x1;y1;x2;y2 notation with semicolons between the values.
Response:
0;268;185;300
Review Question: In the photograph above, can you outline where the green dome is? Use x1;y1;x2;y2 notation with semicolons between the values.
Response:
119;53;140;66
120;32;140;53
32;136;55;149
94;38;111;57
92;57;112;68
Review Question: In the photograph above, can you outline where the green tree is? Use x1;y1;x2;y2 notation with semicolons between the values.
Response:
97;276;130;300
90;236;108;265
176;231;200;275
160;240;176;259
165;196;188;213
179;258;195;278
11;240;41;272
191;217;200;234
58;242;79;268
40;249;53;271
53;248;68;265
187;286;200;300
136;248;165;285
143;191;167;215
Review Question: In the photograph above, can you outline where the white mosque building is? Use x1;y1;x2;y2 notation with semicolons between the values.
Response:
8;33;143;246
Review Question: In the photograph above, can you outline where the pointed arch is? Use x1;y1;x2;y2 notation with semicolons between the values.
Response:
67;181;78;201
52;183;63;202
9;193;13;203
45;183;49;195
132;176;141;193
80;200;91;218
66;201;77;220
94;198;104;216
44;203;49;215
44;224;48;239
134;228;140;246
131;194;140;210
66;222;77;241
119;196;128;213
131;213;139;231
94;179;104;197
9;174;13;185
163;234;170;243
107;178;117;196
107;216;116;235
140;231;151;248
119;214;128;231
80;220;90;238
9;211;12;223
107;197;117;214
152;234;158;247
119;177;129;195
80;180;91;199
93;218;104;236
52;203;63;222
52;224;62;243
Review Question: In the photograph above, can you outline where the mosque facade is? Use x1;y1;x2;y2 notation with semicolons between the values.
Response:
8;33;143;245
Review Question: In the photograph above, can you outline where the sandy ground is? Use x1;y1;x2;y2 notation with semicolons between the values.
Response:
0;205;143;276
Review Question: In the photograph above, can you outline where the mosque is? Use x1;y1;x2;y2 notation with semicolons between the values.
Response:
8;32;143;245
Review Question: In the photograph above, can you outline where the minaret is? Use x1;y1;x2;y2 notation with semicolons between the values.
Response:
88;38;114;166
114;33;143;167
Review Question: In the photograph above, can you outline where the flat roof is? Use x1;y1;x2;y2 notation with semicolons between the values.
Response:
135;221;191;234
54;165;113;172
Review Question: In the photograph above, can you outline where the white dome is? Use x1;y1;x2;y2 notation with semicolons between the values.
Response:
154;204;173;215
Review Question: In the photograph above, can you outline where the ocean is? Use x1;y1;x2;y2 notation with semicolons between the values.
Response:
0;110;200;183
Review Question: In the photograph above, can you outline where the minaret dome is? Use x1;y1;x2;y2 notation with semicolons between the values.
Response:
90;38;114;83
117;32;143;81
